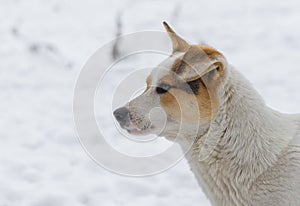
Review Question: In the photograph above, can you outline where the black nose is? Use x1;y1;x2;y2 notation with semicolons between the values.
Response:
113;107;130;125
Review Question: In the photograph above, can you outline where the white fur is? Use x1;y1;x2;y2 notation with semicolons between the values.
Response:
179;67;300;206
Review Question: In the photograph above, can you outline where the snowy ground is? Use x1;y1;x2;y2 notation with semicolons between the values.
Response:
1;0;300;205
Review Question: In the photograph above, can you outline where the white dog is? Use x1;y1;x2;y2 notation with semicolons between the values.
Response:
114;22;300;206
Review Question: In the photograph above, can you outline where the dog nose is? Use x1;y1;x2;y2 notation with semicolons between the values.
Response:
113;107;130;125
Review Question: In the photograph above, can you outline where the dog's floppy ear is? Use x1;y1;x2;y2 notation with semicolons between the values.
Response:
163;21;190;53
176;46;227;83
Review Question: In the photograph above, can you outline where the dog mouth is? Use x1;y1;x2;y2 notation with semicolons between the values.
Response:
126;127;143;135
122;122;152;135
113;107;153;135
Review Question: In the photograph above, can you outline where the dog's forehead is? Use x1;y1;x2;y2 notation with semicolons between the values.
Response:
150;52;185;85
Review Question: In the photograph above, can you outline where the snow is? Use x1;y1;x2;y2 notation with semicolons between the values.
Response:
1;0;300;205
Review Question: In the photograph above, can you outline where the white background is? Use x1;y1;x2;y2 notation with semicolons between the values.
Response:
1;0;300;205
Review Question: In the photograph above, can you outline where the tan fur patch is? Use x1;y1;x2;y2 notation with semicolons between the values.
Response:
170;56;184;72
144;76;152;92
175;45;224;76
159;74;214;124
158;45;224;124
197;45;223;58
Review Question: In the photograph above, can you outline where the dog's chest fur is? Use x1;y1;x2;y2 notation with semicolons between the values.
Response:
178;68;300;206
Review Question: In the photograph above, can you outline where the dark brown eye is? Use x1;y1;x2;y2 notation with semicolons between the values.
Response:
156;83;171;94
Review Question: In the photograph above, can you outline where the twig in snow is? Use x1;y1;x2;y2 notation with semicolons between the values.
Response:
112;11;123;61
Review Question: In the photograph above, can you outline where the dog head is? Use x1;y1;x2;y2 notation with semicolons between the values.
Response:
114;22;228;140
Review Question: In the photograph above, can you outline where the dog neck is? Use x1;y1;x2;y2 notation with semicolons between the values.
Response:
178;66;295;205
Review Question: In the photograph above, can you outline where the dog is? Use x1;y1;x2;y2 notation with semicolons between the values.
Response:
113;22;300;206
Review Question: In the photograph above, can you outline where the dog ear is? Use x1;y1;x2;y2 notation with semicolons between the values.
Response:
163;21;190;53
176;46;227;83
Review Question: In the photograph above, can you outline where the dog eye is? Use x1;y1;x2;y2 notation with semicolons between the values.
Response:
156;83;171;94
